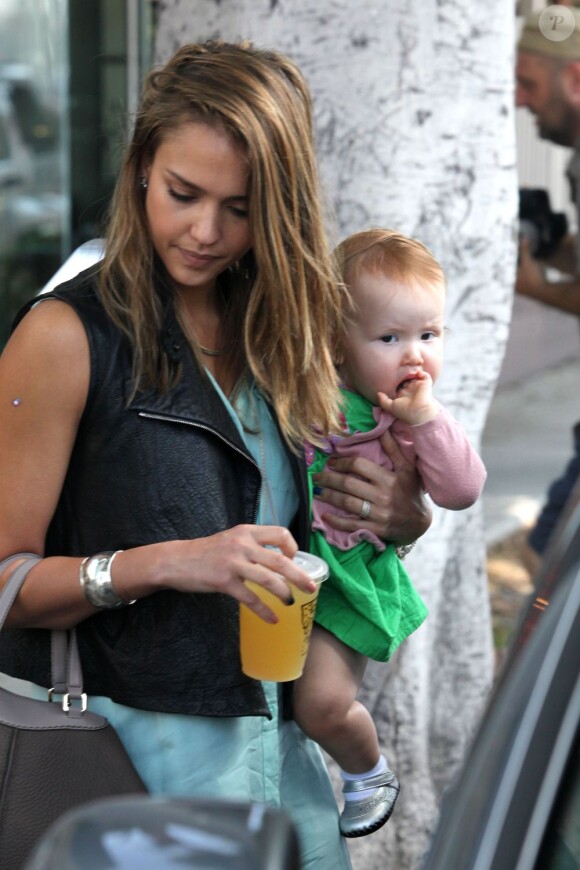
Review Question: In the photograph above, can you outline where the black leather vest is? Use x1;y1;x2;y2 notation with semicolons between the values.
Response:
1;267;309;718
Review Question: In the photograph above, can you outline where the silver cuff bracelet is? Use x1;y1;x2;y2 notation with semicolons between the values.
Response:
394;541;416;561
79;551;135;609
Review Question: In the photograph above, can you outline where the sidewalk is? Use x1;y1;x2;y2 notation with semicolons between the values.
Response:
481;355;580;547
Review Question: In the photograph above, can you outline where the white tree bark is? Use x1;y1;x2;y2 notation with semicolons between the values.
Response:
155;3;517;868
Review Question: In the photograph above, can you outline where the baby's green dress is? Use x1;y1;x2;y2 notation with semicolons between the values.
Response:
307;388;428;662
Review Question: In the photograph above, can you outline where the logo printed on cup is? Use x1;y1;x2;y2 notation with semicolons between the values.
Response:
301;599;317;630
300;599;318;660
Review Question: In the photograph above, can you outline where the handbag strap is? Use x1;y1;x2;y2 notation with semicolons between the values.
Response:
0;554;85;714
0;554;42;626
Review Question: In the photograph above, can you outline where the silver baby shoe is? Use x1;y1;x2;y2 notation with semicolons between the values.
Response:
339;768;400;838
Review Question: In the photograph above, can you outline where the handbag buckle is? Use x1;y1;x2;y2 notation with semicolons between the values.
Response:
62;692;88;714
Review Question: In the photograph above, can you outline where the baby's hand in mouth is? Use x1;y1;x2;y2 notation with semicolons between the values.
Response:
396;371;426;395
378;372;438;426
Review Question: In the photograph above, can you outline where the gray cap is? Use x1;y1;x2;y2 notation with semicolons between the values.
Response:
518;9;580;61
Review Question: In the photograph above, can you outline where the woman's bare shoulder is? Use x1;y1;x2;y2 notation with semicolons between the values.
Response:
0;298;90;415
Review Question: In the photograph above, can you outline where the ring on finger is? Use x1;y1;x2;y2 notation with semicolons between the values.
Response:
359;499;372;519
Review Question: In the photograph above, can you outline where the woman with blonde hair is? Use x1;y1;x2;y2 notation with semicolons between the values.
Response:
0;42;429;867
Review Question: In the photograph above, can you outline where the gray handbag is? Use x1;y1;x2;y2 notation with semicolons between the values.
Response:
0;554;147;869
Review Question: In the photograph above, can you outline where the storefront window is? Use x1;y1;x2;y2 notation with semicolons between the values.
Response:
0;0;67;345
0;0;154;347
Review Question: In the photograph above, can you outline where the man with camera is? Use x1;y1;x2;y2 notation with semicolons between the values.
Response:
515;8;580;572
516;9;580;314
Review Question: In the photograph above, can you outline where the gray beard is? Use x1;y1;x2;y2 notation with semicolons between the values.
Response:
538;105;578;148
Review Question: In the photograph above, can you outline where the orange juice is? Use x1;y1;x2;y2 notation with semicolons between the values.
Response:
239;552;328;681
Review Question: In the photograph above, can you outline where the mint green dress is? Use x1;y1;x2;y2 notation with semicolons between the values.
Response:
0;377;351;870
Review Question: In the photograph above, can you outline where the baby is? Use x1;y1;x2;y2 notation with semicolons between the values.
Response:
295;228;487;838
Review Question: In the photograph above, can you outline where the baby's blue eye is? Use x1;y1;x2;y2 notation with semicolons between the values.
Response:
380;334;397;344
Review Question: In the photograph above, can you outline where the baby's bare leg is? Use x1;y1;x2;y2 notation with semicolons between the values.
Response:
293;625;380;773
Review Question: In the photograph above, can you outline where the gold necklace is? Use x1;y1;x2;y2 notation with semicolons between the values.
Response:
198;343;228;357
176;293;228;357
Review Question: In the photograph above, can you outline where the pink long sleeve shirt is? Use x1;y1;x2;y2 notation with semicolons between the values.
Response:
311;404;487;552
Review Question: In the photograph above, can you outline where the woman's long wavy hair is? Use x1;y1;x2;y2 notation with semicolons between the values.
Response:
99;39;344;448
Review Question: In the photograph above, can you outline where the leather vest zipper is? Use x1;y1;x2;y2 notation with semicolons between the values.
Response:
138;411;262;524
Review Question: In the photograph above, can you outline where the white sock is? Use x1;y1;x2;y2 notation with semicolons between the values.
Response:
340;754;388;802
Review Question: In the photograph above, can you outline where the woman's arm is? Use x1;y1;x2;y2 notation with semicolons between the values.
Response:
0;302;314;629
312;428;432;544
0;299;96;626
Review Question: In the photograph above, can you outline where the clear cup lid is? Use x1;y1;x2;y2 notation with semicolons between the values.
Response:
294;551;329;583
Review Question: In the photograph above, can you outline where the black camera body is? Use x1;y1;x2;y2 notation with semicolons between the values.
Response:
519;188;568;260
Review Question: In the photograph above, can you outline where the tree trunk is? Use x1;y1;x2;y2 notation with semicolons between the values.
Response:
155;3;517;867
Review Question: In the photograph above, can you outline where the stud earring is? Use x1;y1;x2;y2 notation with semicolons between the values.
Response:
140;176;148;190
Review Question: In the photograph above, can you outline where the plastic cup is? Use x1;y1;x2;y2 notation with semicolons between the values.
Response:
239;551;328;682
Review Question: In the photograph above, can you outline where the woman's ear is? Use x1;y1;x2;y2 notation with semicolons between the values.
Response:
140;160;151;183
